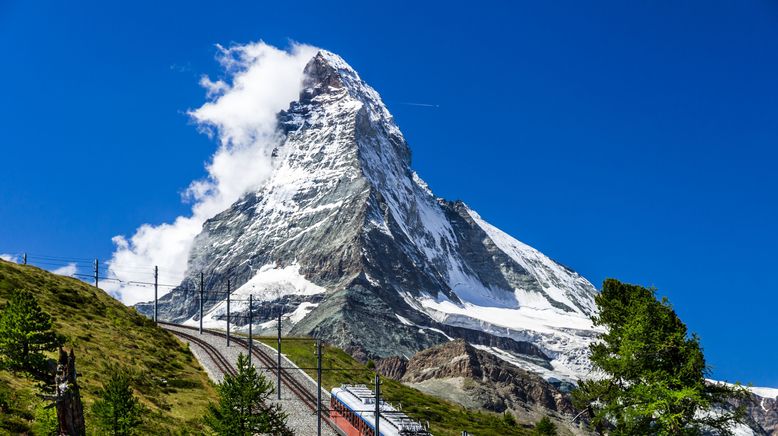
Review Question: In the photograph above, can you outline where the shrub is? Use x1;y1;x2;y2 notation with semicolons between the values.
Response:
534;416;556;435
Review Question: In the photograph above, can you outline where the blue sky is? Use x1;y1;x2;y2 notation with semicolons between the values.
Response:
1;1;776;386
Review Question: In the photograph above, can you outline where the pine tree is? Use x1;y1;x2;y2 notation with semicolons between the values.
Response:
205;353;291;436
92;370;144;436
0;289;64;377
573;279;746;435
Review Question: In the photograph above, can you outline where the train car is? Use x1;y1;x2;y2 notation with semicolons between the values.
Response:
330;384;432;436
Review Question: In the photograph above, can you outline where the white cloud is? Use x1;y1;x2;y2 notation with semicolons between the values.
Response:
106;41;318;306
0;253;17;263
51;263;77;277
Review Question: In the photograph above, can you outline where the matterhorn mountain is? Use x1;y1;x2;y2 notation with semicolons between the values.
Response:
141;50;600;386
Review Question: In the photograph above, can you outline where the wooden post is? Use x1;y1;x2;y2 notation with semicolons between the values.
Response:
226;279;231;347
375;373;381;435
248;294;253;366
153;266;158;323
199;272;204;334
317;339;322;436
93;259;99;288
277;311;282;400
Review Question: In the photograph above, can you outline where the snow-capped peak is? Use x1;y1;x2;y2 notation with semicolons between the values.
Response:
311;50;362;83
150;48;601;384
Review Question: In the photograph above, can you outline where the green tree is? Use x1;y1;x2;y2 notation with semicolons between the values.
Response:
0;289;64;377
534;416;557;435
205;353;291;436
92;370;144;435
573;279;746;435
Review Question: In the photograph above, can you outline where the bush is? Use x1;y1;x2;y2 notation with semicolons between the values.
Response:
0;380;34;433
32;403;58;436
534;416;556;435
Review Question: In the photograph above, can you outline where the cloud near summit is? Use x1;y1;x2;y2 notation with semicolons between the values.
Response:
106;41;319;305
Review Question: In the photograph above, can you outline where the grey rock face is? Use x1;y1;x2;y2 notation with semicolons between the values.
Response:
374;356;408;380
400;339;575;415
744;394;778;435
141;50;599;383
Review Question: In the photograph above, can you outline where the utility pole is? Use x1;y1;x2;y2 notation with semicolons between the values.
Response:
375;373;381;435
248;294;253;366
93;259;99;288
316;339;322;436
226;279;231;347
199;272;204;334
277;311;282;400
153;266;158;323
22;253;27;265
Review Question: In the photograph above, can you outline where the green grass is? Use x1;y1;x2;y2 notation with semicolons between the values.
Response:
256;336;531;435
0;260;217;435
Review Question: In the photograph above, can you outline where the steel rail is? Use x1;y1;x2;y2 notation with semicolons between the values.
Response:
166;328;237;377
158;322;342;434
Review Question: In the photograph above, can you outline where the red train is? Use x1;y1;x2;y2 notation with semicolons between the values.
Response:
330;385;432;436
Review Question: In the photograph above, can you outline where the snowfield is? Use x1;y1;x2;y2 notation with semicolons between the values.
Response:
184;263;325;331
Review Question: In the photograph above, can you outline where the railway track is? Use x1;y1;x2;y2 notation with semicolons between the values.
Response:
167;328;237;377
159;322;340;434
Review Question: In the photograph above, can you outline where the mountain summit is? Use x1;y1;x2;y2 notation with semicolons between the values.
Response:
144;50;599;383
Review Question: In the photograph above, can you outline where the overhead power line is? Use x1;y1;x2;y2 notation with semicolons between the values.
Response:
71;273;181;288
22;252;95;262
5;251;188;276
7;249;266;302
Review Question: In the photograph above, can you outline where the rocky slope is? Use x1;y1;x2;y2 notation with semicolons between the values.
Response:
744;392;778;435
382;340;574;416
140;50;600;385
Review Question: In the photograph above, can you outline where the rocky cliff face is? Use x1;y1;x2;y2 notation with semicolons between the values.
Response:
140;50;600;384
373;356;408;381
398;340;574;416
744;393;778;435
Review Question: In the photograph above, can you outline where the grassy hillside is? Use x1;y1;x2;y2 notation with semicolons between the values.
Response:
0;260;217;435
257;337;532;436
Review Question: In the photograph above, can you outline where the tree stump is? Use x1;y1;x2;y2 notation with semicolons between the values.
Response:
55;348;85;436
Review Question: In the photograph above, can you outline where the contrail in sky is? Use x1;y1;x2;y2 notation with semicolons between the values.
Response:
394;102;440;108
